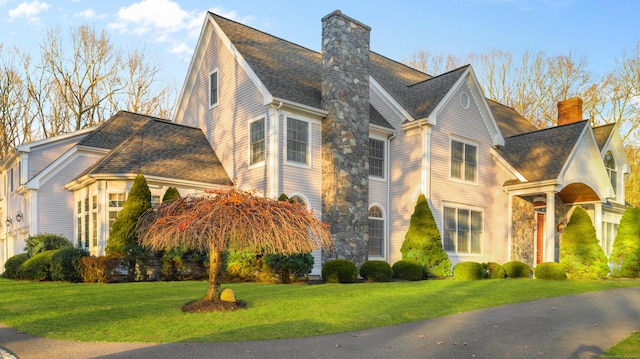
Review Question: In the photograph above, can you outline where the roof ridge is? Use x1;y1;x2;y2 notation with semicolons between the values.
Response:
505;120;588;139
372;51;434;78
407;64;469;88
209;12;321;55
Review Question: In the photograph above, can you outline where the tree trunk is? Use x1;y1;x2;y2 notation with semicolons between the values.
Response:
204;249;223;301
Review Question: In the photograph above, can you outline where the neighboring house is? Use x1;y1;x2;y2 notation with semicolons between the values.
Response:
172;10;629;272
0;111;231;267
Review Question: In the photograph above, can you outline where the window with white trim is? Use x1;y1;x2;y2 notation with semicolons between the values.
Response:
108;193;126;236
286;117;309;165
91;195;98;247
250;118;265;165
9;168;13;192
601;221;618;257
76;200;82;247
151;195;161;206
369;138;385;178
209;70;218;108
443;206;483;254
604;151;617;196
450;139;477;182
368;206;385;257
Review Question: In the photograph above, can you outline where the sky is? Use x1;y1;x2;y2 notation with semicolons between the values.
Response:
0;0;639;95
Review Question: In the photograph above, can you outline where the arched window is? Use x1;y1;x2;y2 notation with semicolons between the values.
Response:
604;151;617;195
290;195;307;207
368;206;384;257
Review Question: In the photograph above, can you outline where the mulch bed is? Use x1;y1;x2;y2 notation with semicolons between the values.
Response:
182;299;247;313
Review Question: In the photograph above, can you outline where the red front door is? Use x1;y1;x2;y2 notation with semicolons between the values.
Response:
536;211;545;264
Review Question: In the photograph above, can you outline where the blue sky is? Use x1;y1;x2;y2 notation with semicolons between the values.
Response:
0;0;638;90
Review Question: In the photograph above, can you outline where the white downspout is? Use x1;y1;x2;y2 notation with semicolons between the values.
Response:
386;131;397;262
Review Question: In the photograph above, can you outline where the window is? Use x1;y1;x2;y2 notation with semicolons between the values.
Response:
601;222;618;257
84;198;89;248
286;117;309;165
369;138;385;178
250;118;265;165
9;168;13;192
604;151;617;195
76;200;82;247
209;70;218;107
108;193;126;235
92;195;98;247
451;140;477;182
151;195;161;206
443;206;483;254
368;206;385;257
290;195;307;207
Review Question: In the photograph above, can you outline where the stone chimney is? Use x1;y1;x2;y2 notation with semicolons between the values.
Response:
557;97;583;126
321;10;371;267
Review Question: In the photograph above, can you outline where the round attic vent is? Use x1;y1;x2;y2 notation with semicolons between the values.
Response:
460;92;470;109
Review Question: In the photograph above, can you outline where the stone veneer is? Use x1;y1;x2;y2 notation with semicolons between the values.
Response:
320;10;371;267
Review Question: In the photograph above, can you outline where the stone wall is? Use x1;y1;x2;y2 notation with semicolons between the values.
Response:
320;11;371;267
511;196;535;264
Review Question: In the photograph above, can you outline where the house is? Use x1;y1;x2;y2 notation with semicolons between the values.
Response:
0;111;231;266
0;10;629;275
172;10;629;272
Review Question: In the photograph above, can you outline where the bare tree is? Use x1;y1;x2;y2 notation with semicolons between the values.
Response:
136;188;333;302
0;46;32;158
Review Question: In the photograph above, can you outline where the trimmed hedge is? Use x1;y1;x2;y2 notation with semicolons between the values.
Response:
321;259;358;283
25;234;72;257
535;262;567;280
18;250;56;280
3;253;30;279
391;260;423;281
359;260;393;282
79;255;123;283
50;247;89;282
483;262;506;279
264;252;314;284
503;261;531;278
453;262;485;280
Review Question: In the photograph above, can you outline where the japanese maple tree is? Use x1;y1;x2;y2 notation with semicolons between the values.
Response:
136;187;333;301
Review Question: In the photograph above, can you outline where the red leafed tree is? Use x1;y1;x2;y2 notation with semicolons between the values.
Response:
136;187;333;301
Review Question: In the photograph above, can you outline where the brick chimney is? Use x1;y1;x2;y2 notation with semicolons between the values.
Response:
321;10;371;267
557;97;583;126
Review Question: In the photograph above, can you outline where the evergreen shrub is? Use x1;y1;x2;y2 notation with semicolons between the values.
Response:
2;253;30;279
560;207;609;279
503;261;531;278
534;262;567;280
106;173;151;254
400;194;452;278
79;255;123;283
222;248;275;282
391;260;423;281
50;247;89;282
18;250;57;280
483;262;506;279
610;207;640;278
321;259;358;283
359;260;393;282
25;233;72;257
162;186;181;202
453;262;485;280
264;252;314;283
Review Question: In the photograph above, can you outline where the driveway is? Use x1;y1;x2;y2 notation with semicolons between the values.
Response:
1;286;639;358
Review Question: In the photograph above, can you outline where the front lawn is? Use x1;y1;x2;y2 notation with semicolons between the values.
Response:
1;278;638;343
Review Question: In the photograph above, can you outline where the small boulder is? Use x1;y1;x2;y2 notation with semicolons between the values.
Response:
220;288;236;303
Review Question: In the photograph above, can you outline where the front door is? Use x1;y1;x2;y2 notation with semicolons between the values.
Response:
536;211;545;264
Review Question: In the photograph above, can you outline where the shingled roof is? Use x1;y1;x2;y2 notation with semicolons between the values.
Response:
593;123;615;151
75;112;231;186
495;121;588;184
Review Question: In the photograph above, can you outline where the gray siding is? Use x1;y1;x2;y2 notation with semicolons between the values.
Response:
27;138;79;180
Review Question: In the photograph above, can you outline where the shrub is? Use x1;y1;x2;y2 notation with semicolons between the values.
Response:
321;259;358;283
610;207;640;278
50;247;89;282
79;255;123;283
560;207;609;279
400;194;452;278
24;233;72;257
503;261;531;278
18;250;57;280
222;248;275;282
160;248;207;281
106;173;151;254
483;262;506;279
453;262;485;280
162;186;181;202
3;253;30;279
534;262;567;280
359;260;393;282
391;260;423;281
264;252;314;283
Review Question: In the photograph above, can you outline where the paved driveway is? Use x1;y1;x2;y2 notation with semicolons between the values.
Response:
1;287;639;358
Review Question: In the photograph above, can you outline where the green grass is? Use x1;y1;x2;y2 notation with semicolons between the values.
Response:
1;278;639;343
600;331;640;358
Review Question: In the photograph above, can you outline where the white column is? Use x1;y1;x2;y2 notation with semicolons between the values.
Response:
545;192;556;262
507;193;513;262
594;202;603;242
422;126;432;198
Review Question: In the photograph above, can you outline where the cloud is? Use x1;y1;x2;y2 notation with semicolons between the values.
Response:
73;8;108;20
8;0;50;24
